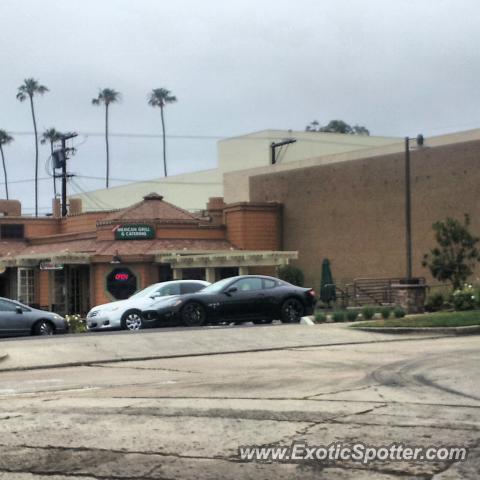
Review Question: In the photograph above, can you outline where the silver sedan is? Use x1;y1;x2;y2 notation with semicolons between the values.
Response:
0;297;67;337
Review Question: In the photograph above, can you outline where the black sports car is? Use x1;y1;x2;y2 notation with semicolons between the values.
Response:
141;275;316;326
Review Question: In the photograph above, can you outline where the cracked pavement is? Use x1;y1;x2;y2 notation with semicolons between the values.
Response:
0;326;478;479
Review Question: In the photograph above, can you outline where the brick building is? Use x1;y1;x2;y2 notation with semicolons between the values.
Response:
224;129;480;288
0;194;293;315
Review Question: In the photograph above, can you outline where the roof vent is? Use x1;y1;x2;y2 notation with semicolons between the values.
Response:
143;193;164;201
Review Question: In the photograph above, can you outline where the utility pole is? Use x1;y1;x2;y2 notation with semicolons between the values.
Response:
404;134;424;283
52;132;77;217
404;137;412;282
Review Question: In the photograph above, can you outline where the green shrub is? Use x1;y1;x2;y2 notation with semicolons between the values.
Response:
65;314;87;333
380;307;391;319
277;265;304;287
393;307;406;318
425;292;445;312
314;312;327;323
362;307;375;320
452;284;479;311
346;310;358;322
332;310;346;322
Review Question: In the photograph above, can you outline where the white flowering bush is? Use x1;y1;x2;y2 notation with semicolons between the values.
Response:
65;314;87;333
452;284;480;311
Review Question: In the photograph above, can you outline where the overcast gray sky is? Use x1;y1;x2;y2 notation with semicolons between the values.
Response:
1;0;479;213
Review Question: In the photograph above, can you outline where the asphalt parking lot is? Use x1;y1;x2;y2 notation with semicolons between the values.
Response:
0;324;478;479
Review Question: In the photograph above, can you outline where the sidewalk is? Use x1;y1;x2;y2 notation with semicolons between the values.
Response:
0;323;445;372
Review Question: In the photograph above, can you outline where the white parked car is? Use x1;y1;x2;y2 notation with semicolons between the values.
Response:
86;280;210;331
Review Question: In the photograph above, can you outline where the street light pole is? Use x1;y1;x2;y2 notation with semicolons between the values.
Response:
404;137;412;282
404;134;424;283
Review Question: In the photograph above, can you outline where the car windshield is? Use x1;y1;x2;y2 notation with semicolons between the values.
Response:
129;284;161;299
200;277;235;294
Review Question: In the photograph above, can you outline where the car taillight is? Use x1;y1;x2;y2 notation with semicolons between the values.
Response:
308;289;316;297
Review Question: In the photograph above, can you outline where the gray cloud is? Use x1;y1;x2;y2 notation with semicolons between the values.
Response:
1;0;479;212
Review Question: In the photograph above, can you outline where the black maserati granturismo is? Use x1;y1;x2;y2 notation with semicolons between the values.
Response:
141;275;316;327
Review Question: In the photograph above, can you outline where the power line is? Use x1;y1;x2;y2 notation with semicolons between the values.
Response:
74;174;222;185
5;130;404;147
8;131;227;140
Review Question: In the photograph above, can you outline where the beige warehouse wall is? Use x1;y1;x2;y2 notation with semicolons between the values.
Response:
71;169;223;212
218;129;399;173
224;128;480;205
249;137;480;289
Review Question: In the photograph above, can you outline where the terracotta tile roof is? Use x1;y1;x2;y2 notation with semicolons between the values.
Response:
96;239;235;256
100;193;203;224
0;238;235;260
0;241;28;258
7;239;97;257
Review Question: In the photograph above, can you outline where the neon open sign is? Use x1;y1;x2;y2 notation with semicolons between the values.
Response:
114;273;129;281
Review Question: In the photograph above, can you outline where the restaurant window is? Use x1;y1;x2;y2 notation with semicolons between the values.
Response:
106;267;137;300
0;224;24;239
17;268;35;305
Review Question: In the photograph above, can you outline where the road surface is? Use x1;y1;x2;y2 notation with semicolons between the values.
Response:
0;325;478;479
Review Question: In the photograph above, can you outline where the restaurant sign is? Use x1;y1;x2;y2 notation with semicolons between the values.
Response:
114;224;155;240
40;262;64;270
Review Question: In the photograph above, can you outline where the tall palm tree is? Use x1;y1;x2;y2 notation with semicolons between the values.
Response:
0;130;13;200
41;127;62;197
16;78;49;217
92;88;120;188
147;88;177;177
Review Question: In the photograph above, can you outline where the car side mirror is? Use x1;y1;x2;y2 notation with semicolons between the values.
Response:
15;306;23;314
150;293;162;299
224;286;237;295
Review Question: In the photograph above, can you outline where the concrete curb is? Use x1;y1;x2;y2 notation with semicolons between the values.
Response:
352;325;480;335
0;335;449;373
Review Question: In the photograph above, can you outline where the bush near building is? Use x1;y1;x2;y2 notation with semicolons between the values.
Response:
277;265;304;287
65;315;87;333
452;284;480;311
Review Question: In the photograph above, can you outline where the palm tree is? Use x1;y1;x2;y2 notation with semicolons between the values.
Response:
16;78;49;217
147;88;177;177
92;88;120;188
0;130;13;200
41;128;62;197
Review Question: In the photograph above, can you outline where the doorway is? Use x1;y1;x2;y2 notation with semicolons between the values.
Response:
52;266;90;316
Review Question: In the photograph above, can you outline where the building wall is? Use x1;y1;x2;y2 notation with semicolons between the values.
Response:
70;130;399;213
218;130;400;174
70;168;223;213
91;262;156;306
224;203;282;250
38;270;49;308
60;212;107;235
249;138;480;288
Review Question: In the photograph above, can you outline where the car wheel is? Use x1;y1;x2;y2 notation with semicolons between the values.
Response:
121;310;143;331
280;298;304;323
181;302;206;327
34;320;54;336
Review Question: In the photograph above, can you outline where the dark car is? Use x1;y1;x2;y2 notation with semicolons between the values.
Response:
141;275;316;327
0;297;68;337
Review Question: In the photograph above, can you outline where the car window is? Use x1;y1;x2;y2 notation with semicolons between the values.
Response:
0;299;19;312
232;278;263;292
180;282;205;294
156;284;181;296
263;279;277;289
